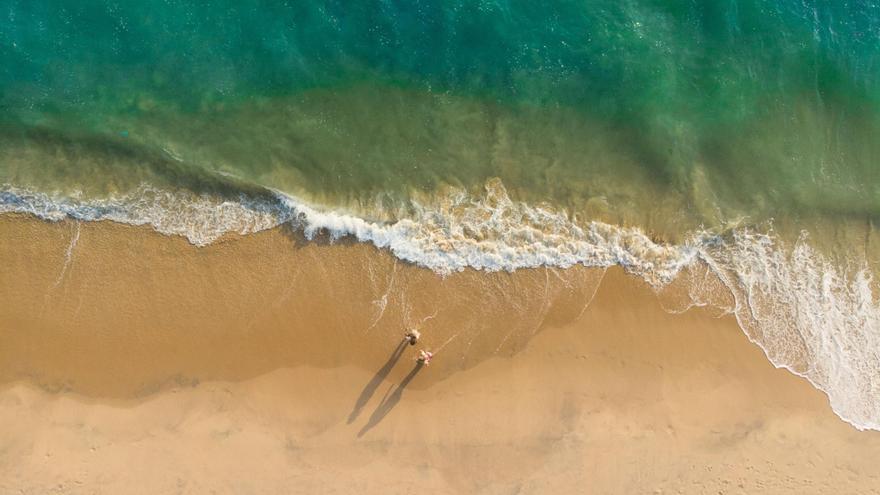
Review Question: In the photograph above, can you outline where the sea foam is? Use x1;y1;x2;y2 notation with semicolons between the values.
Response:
0;184;289;246
1;180;878;431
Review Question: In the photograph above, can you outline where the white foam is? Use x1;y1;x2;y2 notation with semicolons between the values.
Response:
280;179;702;281
697;230;880;431
0;184;291;246
2;179;879;431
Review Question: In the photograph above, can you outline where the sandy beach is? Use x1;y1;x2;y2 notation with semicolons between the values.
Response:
1;214;879;494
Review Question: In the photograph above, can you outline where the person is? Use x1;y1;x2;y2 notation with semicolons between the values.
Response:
417;349;433;366
404;329;421;346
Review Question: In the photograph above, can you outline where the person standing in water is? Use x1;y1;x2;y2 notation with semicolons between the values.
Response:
404;329;421;346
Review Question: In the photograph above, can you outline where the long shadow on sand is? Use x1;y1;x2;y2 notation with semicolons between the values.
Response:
347;340;409;424
357;361;424;437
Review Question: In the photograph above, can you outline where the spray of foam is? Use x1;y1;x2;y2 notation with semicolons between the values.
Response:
1;180;878;430
282;179;701;282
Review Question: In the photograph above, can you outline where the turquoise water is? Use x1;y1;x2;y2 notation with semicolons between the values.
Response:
2;1;879;228
2;1;880;429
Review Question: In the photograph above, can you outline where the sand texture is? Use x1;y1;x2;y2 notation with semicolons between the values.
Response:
1;215;879;494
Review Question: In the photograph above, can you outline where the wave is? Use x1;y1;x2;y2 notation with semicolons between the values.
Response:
1;179;878;431
0;184;290;246
0;180;699;278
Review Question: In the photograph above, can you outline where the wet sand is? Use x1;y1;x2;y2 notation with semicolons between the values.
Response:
1;214;879;494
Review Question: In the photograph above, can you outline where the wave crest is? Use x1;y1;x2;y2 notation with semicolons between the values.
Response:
0;184;290;246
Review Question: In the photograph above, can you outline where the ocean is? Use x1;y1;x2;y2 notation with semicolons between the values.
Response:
1;1;879;429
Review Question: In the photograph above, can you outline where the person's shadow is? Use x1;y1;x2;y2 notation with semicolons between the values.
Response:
347;340;408;424
357;361;424;437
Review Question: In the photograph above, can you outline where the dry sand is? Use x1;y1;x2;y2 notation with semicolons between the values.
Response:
1;214;879;494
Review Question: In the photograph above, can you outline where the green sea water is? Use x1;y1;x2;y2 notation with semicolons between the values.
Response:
2;0;879;236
